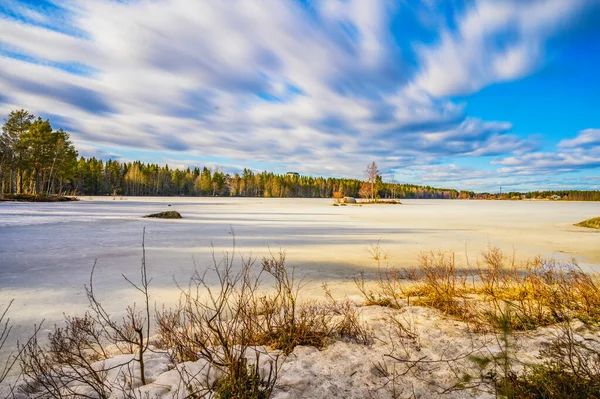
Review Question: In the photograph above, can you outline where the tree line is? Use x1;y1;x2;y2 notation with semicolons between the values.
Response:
72;158;458;199
0;110;457;199
1;109;598;201
461;190;600;201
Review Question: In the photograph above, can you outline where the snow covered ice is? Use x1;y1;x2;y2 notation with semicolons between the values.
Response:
1;197;600;397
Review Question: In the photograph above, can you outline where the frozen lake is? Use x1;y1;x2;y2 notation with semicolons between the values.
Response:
1;197;599;355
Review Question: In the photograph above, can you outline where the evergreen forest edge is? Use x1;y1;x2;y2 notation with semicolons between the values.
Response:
1;109;599;201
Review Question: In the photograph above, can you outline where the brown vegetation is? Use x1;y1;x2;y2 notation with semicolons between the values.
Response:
358;199;401;205
332;191;344;203
10;233;372;398
356;246;600;330
154;249;373;397
143;210;182;219
0;193;78;202
5;239;600;398
575;216;600;229
355;246;600;398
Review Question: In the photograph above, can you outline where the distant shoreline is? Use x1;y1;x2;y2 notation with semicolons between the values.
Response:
0;194;79;203
3;193;598;203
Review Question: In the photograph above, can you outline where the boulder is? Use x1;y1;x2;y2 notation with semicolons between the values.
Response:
144;211;182;219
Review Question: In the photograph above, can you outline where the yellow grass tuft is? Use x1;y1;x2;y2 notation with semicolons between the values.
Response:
356;246;600;330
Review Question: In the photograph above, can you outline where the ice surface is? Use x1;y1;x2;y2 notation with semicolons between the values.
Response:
0;197;599;362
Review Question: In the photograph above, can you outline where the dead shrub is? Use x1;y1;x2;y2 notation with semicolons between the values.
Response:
154;249;290;397
352;241;420;309
155;246;373;397
353;271;396;308
257;252;331;353
19;326;111;398
18;230;153;398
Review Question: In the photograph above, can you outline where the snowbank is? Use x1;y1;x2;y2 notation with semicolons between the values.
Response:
4;303;597;399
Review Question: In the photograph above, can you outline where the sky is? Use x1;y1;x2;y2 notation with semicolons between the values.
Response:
1;0;599;192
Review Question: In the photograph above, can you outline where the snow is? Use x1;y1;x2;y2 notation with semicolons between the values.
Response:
1;197;600;396
3;302;599;398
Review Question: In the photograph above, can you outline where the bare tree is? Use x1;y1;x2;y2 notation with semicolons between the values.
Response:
19;230;153;398
360;161;380;203
390;178;398;199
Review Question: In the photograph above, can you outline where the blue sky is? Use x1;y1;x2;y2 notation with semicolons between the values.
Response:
1;0;599;192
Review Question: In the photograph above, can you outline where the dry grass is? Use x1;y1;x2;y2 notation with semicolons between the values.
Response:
575;216;600;229
11;239;600;398
356;246;600;330
156;251;372;359
356;246;600;398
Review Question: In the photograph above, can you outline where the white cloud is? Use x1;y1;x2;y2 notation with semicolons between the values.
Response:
493;128;600;175
415;0;588;97
559;129;600;149
393;163;563;192
0;0;595;184
0;16;98;64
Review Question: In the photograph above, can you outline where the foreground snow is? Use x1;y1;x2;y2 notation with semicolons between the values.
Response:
3;302;598;399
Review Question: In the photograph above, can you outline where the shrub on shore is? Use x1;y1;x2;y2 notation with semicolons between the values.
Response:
356;246;600;330
575;216;600;229
5;241;600;398
8;238;371;398
356;246;600;398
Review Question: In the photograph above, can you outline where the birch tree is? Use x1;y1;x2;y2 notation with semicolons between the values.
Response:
360;161;380;202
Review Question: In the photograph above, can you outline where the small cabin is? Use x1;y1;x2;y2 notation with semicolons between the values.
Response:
286;172;300;178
